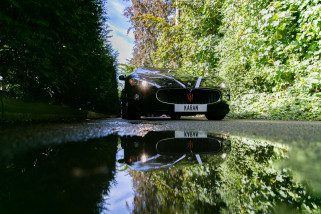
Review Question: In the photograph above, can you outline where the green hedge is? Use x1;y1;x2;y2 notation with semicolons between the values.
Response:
217;0;321;120
1;0;119;114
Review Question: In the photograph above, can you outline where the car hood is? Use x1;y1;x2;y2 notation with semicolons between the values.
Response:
135;73;186;88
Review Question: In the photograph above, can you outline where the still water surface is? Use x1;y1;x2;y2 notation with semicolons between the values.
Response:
0;130;320;213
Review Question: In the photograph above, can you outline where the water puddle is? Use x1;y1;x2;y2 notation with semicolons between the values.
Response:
0;131;320;213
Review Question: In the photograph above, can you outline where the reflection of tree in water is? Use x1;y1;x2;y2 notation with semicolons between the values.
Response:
218;138;320;213
0;135;118;213
130;137;320;213
129;146;229;213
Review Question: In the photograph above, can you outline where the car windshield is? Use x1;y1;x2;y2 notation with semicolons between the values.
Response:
135;67;171;75
138;73;186;88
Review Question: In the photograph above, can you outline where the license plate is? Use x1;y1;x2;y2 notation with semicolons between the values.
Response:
175;131;208;138
174;104;207;112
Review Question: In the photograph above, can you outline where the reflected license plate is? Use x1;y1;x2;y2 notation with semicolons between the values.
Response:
174;104;207;112
175;131;208;138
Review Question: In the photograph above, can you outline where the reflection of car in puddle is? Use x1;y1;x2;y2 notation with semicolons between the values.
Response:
119;131;231;171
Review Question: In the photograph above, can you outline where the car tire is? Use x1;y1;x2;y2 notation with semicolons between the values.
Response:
121;100;128;119
205;113;226;120
206;101;229;120
122;100;140;120
170;114;181;120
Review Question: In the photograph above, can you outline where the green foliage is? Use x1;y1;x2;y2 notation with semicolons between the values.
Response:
281;140;321;198
217;0;321;120
0;0;119;114
229;90;321;120
119;63;135;75
216;137;316;213
124;0;171;67
154;0;224;77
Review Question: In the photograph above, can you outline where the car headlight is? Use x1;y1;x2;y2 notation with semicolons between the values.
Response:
129;78;149;86
129;78;150;89
140;80;148;89
129;78;138;86
141;80;148;88
141;154;148;163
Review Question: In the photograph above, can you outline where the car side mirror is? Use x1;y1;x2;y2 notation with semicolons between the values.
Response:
119;75;126;81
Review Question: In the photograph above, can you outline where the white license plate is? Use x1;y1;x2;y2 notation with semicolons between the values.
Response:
174;104;207;112
175;131;208;138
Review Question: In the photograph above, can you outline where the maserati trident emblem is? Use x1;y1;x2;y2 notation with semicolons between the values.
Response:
186;93;193;103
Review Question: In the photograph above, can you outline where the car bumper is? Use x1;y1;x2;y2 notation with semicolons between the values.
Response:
133;97;229;116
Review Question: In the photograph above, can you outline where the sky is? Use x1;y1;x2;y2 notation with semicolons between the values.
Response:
105;0;134;64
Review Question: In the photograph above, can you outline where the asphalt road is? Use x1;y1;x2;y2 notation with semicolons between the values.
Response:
1;117;321;148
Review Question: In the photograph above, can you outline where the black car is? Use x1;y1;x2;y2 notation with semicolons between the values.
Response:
119;68;230;120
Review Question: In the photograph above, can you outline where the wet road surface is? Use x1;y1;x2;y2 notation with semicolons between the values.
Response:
0;117;321;213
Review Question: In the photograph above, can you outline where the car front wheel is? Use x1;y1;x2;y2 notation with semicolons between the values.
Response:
169;114;181;120
121;100;140;120
205;113;226;120
206;101;229;120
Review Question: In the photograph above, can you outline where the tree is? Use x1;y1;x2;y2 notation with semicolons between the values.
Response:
124;0;172;67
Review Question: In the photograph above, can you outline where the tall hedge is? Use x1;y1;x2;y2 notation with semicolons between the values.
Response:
0;0;119;114
216;0;321;120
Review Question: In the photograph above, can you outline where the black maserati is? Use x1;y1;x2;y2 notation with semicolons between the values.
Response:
119;68;230;120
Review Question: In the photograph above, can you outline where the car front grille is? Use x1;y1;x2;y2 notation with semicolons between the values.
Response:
156;88;221;104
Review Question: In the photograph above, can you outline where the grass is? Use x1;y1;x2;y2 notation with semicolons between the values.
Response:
0;97;87;122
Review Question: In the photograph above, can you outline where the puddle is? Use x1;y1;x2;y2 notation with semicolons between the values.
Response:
0;131;320;213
